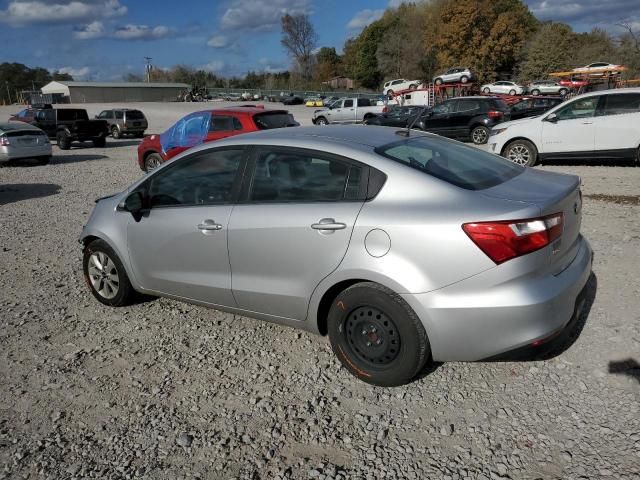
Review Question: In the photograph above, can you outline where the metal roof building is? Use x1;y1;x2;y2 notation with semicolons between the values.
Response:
41;81;190;103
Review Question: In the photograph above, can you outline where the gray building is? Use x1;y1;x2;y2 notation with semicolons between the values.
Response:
40;81;190;103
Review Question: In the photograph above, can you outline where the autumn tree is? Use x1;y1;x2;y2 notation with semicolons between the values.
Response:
314;47;341;82
281;13;318;81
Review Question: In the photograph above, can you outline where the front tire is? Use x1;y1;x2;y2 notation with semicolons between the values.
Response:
83;239;136;307
471;125;489;145
434;78;443;86
531;89;540;96
460;75;469;84
56;131;71;150
408;84;417;90
504;139;538;167
509;89;517;95
483;87;490;94
559;88;568;96
315;117;328;126
144;152;163;172
386;89;394;97
327;282;430;387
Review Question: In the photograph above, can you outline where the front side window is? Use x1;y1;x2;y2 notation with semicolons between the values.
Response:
115;111;124;120
249;149;363;203
599;93;640;116
554;96;599;120
376;136;522;190
432;101;453;114
455;100;480;112
343;99;353;108
209;115;236;131
147;148;244;208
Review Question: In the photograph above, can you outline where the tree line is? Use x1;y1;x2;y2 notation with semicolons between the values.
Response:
0;63;73;104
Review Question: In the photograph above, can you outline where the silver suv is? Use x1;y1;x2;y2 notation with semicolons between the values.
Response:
96;109;148;139
526;81;569;96
81;126;592;386
433;67;473;85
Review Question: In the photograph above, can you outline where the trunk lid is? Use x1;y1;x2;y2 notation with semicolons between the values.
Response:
480;168;582;271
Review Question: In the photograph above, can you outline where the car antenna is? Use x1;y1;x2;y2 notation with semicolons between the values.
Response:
396;102;431;137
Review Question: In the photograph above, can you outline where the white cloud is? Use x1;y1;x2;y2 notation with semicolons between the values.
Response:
207;34;229;48
524;0;640;25
220;0;311;31
113;24;174;40
199;61;226;73
258;58;287;73
56;65;91;77
1;0;126;25
347;9;384;30
73;20;104;39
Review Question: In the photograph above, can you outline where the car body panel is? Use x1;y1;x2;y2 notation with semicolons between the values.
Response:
83;125;593;362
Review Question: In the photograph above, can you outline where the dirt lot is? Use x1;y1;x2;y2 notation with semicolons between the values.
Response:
1;102;639;480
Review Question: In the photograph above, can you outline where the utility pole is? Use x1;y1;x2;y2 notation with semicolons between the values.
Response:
5;81;11;104
144;57;152;83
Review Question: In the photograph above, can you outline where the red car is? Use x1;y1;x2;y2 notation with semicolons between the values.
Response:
137;107;298;171
558;77;590;89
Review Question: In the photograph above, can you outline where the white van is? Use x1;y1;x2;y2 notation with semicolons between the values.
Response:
489;88;640;166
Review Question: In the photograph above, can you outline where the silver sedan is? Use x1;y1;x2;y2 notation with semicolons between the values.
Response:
80;126;593;386
0;122;52;165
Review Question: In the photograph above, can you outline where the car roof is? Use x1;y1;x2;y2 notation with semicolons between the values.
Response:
568;87;640;100
0;122;43;133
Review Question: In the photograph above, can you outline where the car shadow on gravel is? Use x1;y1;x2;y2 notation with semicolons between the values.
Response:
482;272;598;363
52;154;109;165
0;183;61;206
107;139;142;147
538;158;638;168
608;359;640;384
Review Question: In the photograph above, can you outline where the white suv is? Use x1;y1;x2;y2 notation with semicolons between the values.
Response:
489;89;640;166
433;67;473;85
382;79;421;96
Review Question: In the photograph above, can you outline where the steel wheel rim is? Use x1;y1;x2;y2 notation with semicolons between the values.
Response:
87;251;119;299
146;157;161;171
473;128;488;144
343;306;401;366
508;144;531;165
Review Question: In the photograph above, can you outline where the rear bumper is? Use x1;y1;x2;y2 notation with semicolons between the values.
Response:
0;144;52;162
403;236;593;362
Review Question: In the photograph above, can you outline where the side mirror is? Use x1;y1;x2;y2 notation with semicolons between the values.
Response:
545;113;558;123
120;191;145;221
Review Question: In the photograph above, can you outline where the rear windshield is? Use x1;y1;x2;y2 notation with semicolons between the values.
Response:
3;129;46;137
126;110;145;119
375;136;522;190
253;112;297;129
57;109;89;121
489;99;510;111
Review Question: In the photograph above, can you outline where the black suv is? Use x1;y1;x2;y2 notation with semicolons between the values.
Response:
416;97;511;144
32;107;109;149
509;96;564;120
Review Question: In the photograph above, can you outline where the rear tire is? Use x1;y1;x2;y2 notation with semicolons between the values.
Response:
531;89;540;96
111;126;120;139
509;89;517;95
434;78;443;86
56;132;71;150
471;125;489;145
460;76;469;84
483;87;490;94
386;89;394;97
408;84;417;90
327;282;430;387
144;152;163;172
83;239;136;307
504;139;538;167
559;88;568;96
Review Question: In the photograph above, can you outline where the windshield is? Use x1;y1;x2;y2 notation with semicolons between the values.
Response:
253;112;297;129
375;136;523;190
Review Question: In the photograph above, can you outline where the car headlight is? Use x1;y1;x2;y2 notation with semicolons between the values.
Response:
491;127;508;136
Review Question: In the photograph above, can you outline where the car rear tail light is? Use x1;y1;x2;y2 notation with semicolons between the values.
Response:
462;213;564;264
0;136;9;146
382;106;388;113
487;110;503;119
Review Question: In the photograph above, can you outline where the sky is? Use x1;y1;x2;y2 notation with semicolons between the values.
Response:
0;0;638;81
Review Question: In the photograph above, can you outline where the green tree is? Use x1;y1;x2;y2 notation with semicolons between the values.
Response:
517;22;577;81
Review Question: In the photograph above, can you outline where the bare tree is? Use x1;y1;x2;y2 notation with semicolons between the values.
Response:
616;21;640;54
281;13;318;80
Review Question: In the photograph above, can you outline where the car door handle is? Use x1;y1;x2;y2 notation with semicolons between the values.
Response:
311;218;346;231
582;121;593;125
197;220;222;232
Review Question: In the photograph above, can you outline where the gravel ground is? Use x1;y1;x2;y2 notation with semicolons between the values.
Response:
1;103;639;480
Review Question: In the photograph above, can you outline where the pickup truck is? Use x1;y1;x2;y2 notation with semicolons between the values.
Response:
312;97;385;125
30;107;109;149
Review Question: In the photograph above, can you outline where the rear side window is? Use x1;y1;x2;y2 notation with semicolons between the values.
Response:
489;99;510;111
126;110;145;120
249;148;363;202
115;111;124;119
599;93;640;116
253;112;296;129
456;100;480;112
375;136;522;190
357;98;371;107
210;115;236;131
57;109;89;121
